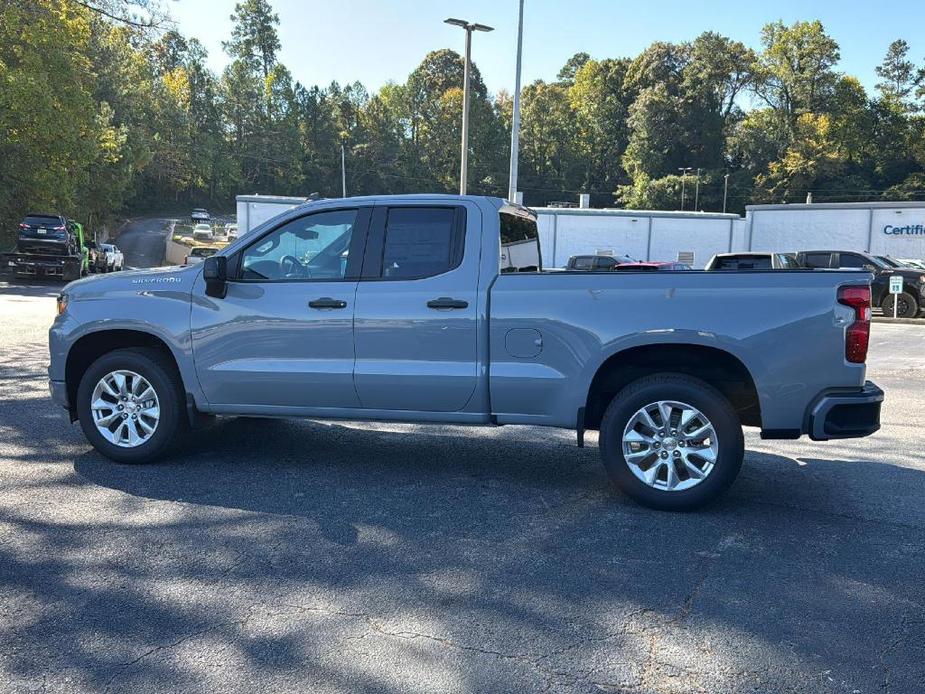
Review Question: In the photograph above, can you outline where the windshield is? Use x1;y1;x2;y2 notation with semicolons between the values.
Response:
191;248;217;257
877;256;901;268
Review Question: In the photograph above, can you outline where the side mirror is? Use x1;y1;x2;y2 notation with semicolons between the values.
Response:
203;256;227;298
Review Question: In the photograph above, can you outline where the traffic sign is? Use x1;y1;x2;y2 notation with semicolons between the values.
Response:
889;275;903;318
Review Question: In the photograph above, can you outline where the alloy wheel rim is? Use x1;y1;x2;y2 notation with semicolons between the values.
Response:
90;370;160;448
622;400;718;492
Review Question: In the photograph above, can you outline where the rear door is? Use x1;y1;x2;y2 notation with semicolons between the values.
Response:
352;202;479;411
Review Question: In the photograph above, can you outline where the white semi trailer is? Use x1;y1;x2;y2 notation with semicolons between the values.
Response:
236;195;310;237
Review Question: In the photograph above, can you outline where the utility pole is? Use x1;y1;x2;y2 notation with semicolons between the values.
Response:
677;167;692;210
341;142;347;198
694;167;701;211
507;0;525;203
723;173;730;213
445;18;494;195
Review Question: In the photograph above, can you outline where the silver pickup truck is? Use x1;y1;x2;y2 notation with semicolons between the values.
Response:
48;195;883;510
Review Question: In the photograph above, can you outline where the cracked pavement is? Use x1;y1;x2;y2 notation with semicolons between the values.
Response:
1;274;924;693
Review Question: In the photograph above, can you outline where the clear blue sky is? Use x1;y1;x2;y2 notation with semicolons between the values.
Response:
170;0;925;98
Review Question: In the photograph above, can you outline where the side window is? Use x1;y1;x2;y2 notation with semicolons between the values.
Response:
836;254;867;269
381;207;462;279
239;209;358;281
500;208;541;272
802;253;832;269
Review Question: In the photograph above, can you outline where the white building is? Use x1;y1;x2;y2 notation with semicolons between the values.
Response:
745;201;925;259
536;201;925;268
535;208;745;268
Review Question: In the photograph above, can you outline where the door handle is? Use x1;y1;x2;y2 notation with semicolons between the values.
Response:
308;297;348;310
427;297;469;310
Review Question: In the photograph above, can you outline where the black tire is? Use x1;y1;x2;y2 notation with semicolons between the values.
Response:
76;348;187;464
881;291;918;318
598;373;744;511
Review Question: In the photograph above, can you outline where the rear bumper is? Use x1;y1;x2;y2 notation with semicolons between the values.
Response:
806;381;883;441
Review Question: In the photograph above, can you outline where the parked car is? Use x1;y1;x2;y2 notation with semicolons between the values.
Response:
795;250;925;318
192;223;213;241
615;261;692;272
897;258;925;271
49;194;883;511
191;208;210;223
224;223;238;240
566;254;635;271
185;246;218;265
99;243;123;272
705;253;801;270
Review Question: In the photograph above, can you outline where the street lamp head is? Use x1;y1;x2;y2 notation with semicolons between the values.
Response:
444;18;494;32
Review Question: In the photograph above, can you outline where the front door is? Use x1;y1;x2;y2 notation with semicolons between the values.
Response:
353;203;479;412
191;206;370;409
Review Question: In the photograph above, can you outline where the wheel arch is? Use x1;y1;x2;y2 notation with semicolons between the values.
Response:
65;329;185;417
584;343;761;431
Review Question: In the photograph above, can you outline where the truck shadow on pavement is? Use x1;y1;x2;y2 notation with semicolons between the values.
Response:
2;403;925;691
0;277;64;298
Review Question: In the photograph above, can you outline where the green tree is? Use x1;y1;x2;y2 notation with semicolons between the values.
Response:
875;39;918;106
223;0;280;78
753;20;841;124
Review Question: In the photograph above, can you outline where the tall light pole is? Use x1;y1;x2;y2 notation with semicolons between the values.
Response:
445;18;494;195
677;167;692;210
694;167;701;211
507;0;525;203
723;172;730;213
341;142;347;198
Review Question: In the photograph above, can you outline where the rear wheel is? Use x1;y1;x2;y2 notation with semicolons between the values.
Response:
599;373;744;511
881;291;918;318
76;348;186;463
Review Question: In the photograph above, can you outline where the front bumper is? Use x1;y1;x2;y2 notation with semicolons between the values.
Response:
806;381;883;441
49;377;69;410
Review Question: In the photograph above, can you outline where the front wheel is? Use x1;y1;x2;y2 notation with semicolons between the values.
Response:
599;373;744;511
881;291;919;318
76;348;186;463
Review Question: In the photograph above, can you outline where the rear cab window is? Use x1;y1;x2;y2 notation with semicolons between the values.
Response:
714;256;772;270
500;206;541;273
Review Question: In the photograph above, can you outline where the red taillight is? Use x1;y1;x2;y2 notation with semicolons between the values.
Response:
838;285;871;363
53;225;66;231
19;223;28;229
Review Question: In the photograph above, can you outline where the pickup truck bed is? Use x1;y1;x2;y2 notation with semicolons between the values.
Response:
48;194;882;511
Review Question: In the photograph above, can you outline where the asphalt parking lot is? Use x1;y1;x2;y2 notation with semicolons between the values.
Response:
1;277;924;694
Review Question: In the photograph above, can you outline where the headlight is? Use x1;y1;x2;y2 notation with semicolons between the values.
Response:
56;293;68;316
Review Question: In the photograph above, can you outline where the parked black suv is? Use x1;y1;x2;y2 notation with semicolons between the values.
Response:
15;213;74;255
796;250;925;318
566;254;635;271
